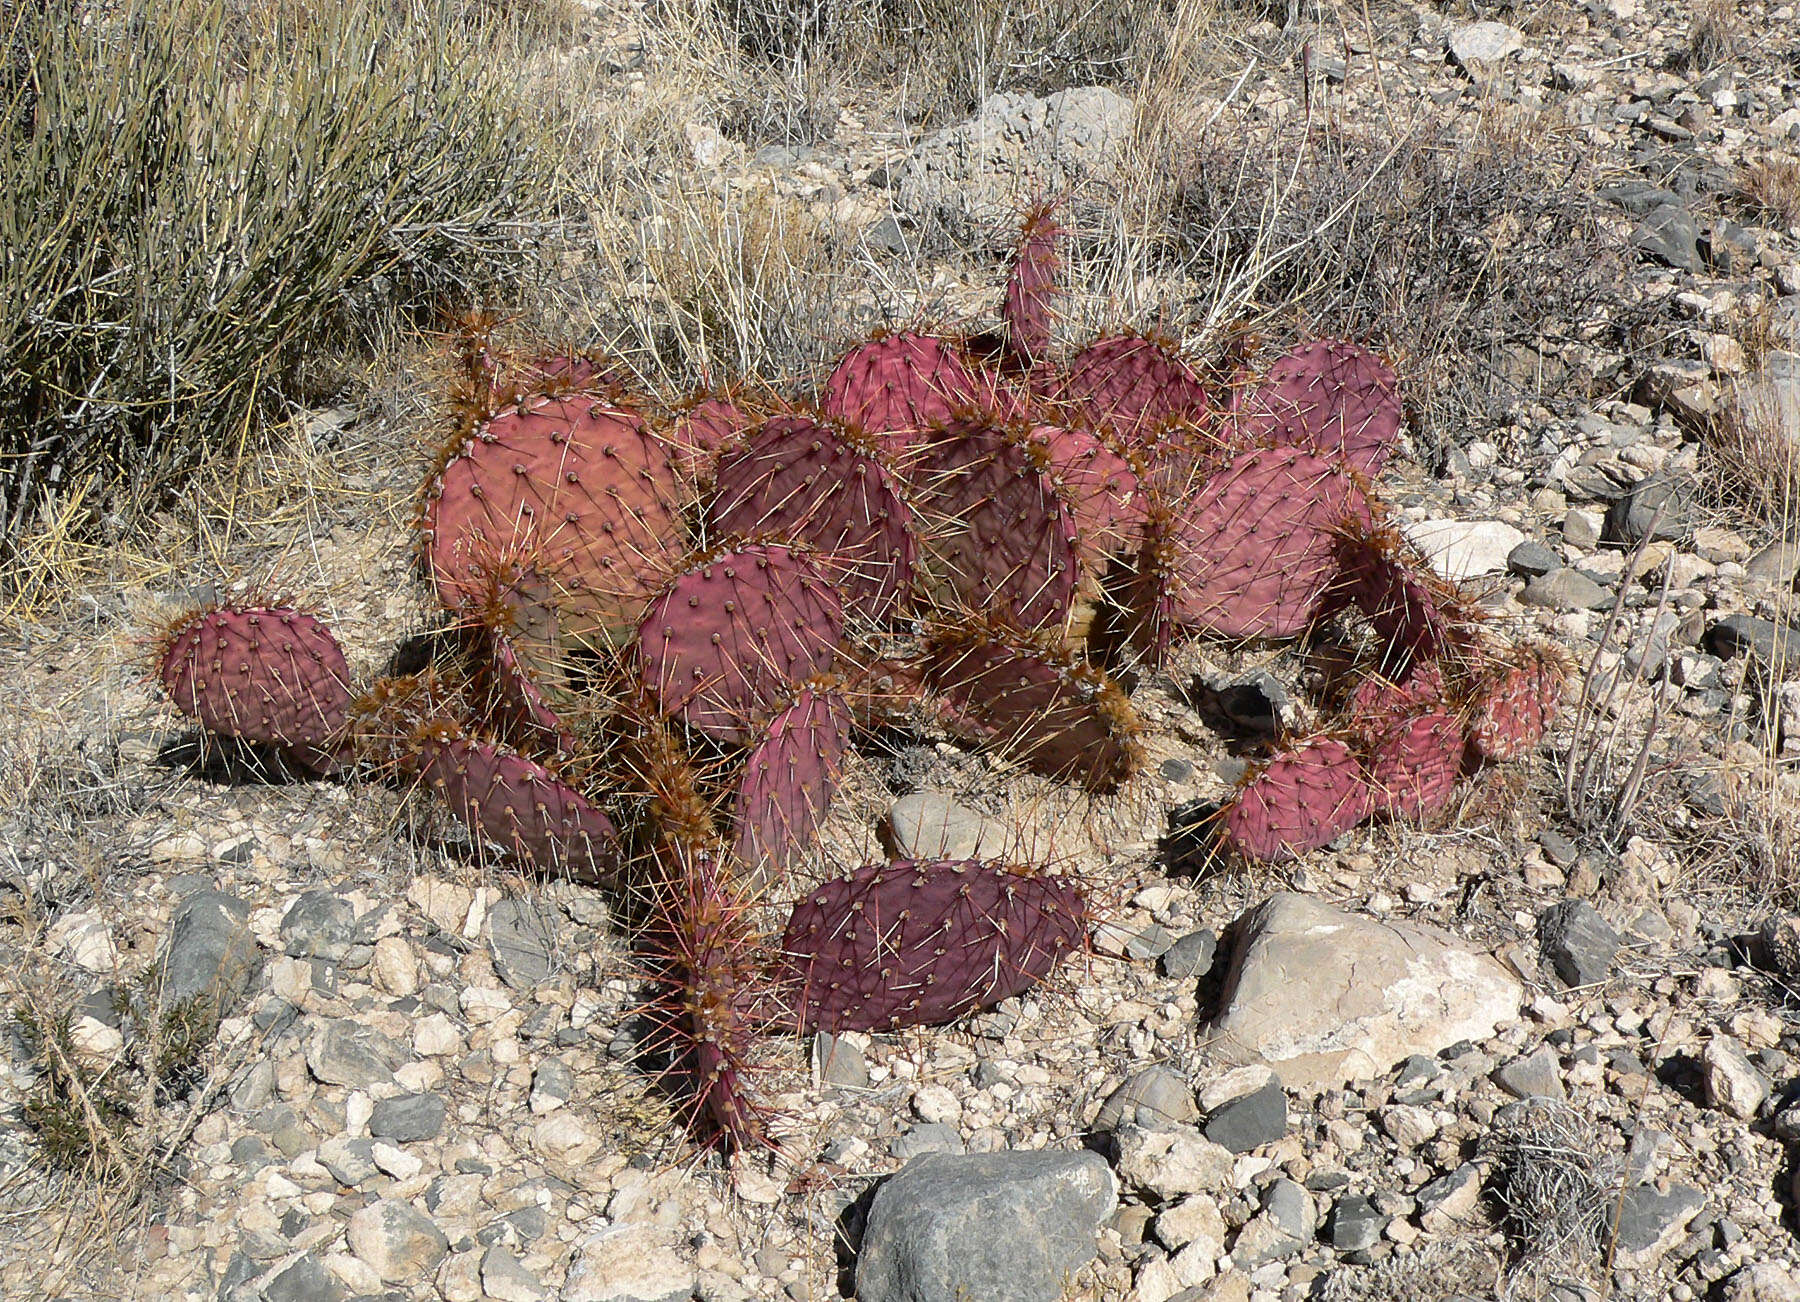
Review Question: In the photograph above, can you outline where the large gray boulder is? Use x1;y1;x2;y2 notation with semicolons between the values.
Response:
856;1150;1117;1302
1205;893;1522;1094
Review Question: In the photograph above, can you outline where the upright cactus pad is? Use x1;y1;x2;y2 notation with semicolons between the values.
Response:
422;394;686;649
779;859;1087;1033
636;544;846;743
479;630;577;759
822;333;999;453
1340;659;1446;722
730;685;853;881
1335;522;1467;672
1233;339;1401;478
668;394;753;486
1363;711;1466;819
1162;447;1373;640
708;415;916;624
1028;424;1147;561
646;843;772;1150
1051;334;1209;447
155;606;353;774
926;620;1140;792
1466;643;1567;764
423;735;619;885
1219;737;1372;862
909;420;1082;632
1003;202;1064;370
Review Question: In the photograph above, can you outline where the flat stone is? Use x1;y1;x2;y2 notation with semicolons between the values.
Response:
1204;894;1523;1094
317;1136;379;1187
346;1198;449;1284
814;1033;870;1089
487;898;558;990
281;890;357;961
1416;1163;1482;1233
1448;20;1523;69
529;1056;575;1114
1324;1193;1386;1252
1506;539;1562;578
481;1245;547;1302
856;1150;1117;1302
1706;613;1800;672
1633;204;1702;272
1402;519;1525;580
1154;1194;1226;1255
563;1224;695;1302
1113;1125;1234;1200
1606;1183;1705;1268
306;1019;409;1089
1160;930;1217;981
1522;568;1612;611
1202;1081;1286;1154
1093;1065;1198;1132
1606;473;1696;544
1703;1036;1768;1120
263;1254;345;1302
1493;1045;1566;1100
159;890;258;1015
891;1123;965;1161
1563;508;1602;549
1723;1263;1800;1302
885;792;1011;860
1231;1179;1313;1267
1538;899;1619;989
1745;539;1800;588
368;1092;446;1143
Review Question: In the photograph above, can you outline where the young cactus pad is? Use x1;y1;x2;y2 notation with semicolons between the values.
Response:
422;735;619;886
1219;737;1373;862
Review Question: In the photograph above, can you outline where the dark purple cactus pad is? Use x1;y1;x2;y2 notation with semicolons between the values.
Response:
423;736;619;884
1232;339;1401;478
731;685;853;880
1003;203;1063;369
423;394;686;647
1028;424;1148;560
1364;711;1465;819
1219;737;1372;862
1467;643;1566;764
822;333;1010;455
708;415;916;625
1163;446;1374;640
637;543;846;743
157;607;353;774
1051;334;1209;446
779;859;1087;1033
909;420;1082;632
926;621;1140;792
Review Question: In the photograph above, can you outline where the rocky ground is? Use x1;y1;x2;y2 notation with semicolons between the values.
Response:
4;0;1800;1300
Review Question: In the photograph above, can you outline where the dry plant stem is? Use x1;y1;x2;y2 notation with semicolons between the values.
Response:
1562;507;1664;839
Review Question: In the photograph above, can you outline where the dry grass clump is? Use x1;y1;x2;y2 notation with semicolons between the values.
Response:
0;0;567;604
1482;1098;1624;1266
1158;107;1635;467
1682;0;1741;73
717;0;1194;128
1736;153;1800;232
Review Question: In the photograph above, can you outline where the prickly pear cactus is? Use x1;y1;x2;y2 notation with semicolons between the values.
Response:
708;415;916;625
636;543;846;743
1219;737;1372;862
421;393;687;649
421;734;619;885
1232;338;1402;478
1466;643;1567;764
1002;202;1064;370
730;684;852;880
926;619;1140;793
1363;711;1466;819
823;333;1001;453
155;606;354;775
908;419;1082;632
1051;334;1209;447
1163;447;1374;640
779;859;1087;1033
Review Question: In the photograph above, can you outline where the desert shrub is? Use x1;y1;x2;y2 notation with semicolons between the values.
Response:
0;0;562;582
1162;111;1639;469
